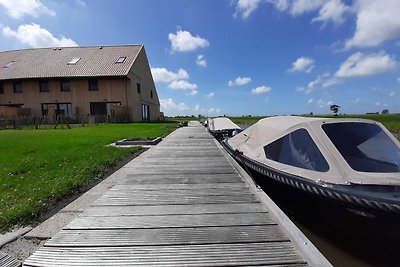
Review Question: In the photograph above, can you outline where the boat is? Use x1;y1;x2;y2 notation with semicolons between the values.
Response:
207;117;242;140
222;116;400;217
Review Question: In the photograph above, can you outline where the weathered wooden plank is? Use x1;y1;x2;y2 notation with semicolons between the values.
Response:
0;252;20;267
94;192;258;206
128;160;229;167
25;243;306;267
119;175;243;185
83;203;266;217
47;225;288;247
109;183;248;191
128;166;236;172
66;213;276;229
127;161;232;168
147;153;225;158
122;168;237;175
158;143;215;147
107;187;250;195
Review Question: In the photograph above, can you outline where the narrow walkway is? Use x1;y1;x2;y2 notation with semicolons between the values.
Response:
24;122;329;266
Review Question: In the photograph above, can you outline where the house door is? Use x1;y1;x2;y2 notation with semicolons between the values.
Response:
141;104;150;122
90;102;107;115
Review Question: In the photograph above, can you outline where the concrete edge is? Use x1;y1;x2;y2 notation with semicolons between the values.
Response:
215;138;333;267
0;227;32;248
115;137;162;146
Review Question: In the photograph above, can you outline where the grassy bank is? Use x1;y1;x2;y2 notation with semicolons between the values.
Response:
0;123;176;232
230;114;400;133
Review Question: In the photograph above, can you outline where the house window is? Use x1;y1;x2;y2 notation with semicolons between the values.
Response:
67;57;81;65
150;90;153;99
0;83;3;94
116;56;126;63
39;81;49;92
264;128;329;172
90;102;121;115
4;61;15;68
41;103;72;117
60;81;71;92
88;79;99;91
137;83;141;94
13;81;22;93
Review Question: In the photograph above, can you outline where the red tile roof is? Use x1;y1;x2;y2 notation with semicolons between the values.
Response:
0;45;143;80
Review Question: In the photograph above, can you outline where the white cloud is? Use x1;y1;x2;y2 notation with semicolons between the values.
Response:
289;0;325;16
208;108;222;115
228;76;252;86
2;23;77;48
335;51;398;78
308;98;333;108
160;98;189;112
234;0;263;19
322;77;342;88
375;102;388;107
351;98;360;104
75;0;86;6
389;91;396;97
267;0;289;11
151;67;189;83
251;85;272;95
193;103;206;114
311;0;349;25
267;0;349;25
0;0;55;19
289;57;315;73
267;0;399;47
188;89;198;96
151;66;198;95
296;72;332;94
168;80;198;91
196;54;207;67
168;30;209;52
205;92;215;98
345;0;400;49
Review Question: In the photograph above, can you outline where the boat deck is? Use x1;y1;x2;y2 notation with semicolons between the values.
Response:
24;122;329;266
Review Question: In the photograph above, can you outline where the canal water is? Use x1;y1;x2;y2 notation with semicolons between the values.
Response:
236;124;400;266
254;175;400;267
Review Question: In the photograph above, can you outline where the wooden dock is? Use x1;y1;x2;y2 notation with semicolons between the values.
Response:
24;122;330;266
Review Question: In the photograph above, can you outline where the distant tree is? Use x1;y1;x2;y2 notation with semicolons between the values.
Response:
310;112;313;116
382;109;389;115
330;104;340;116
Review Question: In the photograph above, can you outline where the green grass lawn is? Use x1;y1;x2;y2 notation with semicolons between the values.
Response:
0;123;176;232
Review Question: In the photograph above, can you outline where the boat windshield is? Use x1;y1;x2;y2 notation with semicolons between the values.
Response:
322;122;400;173
264;128;329;172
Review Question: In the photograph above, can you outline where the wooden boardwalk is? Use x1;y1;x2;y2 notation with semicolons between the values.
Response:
24;122;329;266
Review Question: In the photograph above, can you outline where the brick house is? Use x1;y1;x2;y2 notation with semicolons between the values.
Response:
0;45;160;122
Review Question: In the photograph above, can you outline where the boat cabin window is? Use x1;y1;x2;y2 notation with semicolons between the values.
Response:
322;122;400;173
264;129;329;172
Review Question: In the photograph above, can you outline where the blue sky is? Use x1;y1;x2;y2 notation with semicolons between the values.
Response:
0;0;400;116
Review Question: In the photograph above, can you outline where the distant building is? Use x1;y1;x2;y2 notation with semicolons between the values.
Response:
0;45;160;122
